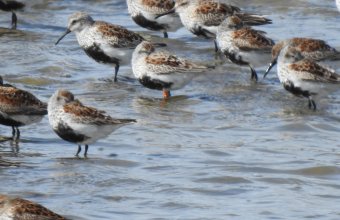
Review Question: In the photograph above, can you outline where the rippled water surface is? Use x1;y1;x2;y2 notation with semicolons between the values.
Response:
0;0;340;219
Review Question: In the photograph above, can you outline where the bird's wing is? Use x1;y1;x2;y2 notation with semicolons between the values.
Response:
94;21;144;49
12;198;66;220
232;28;274;51
145;51;208;75
138;0;176;14
63;100;136;125
195;2;239;26
0;86;47;115
289;60;340;83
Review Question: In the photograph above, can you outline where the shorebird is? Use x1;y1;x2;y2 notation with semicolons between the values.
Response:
55;12;144;82
266;45;340;110
156;0;272;51
0;76;47;140
132;41;211;98
126;0;182;38
48;89;136;157
216;16;274;81
265;37;340;76
0;194;66;220
0;0;24;29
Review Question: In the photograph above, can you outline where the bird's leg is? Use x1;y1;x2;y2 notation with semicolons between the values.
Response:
12;126;16;138
11;12;17;29
163;31;168;38
308;96;317;111
249;65;258;82
162;89;171;99
15;127;20;140
75;145;82;157
84;145;89;158
114;64;120;82
213;39;219;53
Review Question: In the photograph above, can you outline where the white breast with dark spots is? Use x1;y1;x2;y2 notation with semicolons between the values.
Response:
178;9;199;32
126;0;139;17
76;26;98;49
277;62;293;84
47;100;65;131
132;58;148;79
216;30;234;53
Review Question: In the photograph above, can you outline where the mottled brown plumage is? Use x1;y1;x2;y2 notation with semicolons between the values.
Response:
272;38;339;61
141;0;175;13
146;54;196;70
63;100;135;125
95;21;144;48
232;28;274;51
0;86;47;115
0;195;66;220
195;1;240;26
289;60;340;83
57;90;135;125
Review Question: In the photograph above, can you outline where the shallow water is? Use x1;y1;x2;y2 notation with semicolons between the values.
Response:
0;0;339;219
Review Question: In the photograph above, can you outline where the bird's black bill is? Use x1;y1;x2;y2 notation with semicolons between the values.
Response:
155;8;176;19
55;29;71;45
263;58;277;78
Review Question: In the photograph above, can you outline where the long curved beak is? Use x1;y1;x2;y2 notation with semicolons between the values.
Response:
155;8;176;19
263;58;277;78
55;29;71;45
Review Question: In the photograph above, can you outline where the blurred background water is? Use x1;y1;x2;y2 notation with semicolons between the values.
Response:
0;0;339;219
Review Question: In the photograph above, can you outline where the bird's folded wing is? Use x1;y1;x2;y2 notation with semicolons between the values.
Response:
95;21;144;48
232;28;274;51
290;61;340;83
145;52;207;75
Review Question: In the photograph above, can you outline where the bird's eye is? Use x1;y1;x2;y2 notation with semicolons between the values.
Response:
71;20;76;25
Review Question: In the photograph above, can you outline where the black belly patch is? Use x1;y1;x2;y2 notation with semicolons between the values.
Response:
224;51;248;66
54;122;89;143
84;43;120;65
191;26;215;39
283;80;316;98
0;1;25;12
0;114;23;127
132;14;166;31
139;76;173;90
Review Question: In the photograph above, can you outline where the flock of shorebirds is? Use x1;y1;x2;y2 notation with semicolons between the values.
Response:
0;0;340;218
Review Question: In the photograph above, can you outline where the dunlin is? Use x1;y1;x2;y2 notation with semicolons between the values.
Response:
268;46;340;110
216;16;274;81
132;41;210;98
265;37;340;76
0;0;24;29
0;76;47;139
156;0;272;51
126;0;182;38
0;194;66;220
55;12;144;82
48;89;136;157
